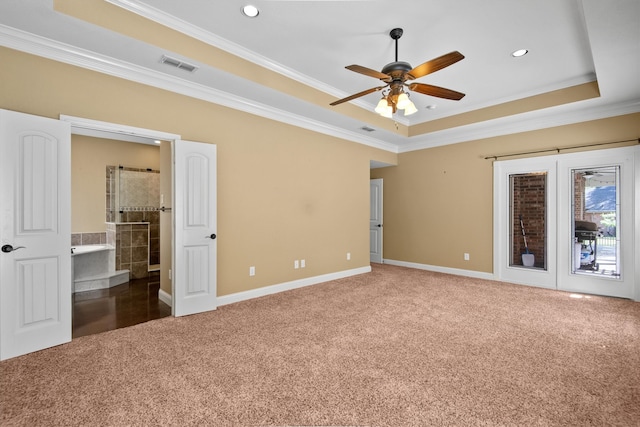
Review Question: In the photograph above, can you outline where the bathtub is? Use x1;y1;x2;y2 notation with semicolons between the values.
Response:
71;244;110;255
71;244;129;292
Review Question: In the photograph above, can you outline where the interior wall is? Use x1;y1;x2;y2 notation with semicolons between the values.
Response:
0;46;396;297
71;134;160;233
371;113;640;273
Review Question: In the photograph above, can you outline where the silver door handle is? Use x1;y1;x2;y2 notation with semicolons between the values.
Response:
2;244;26;253
205;234;217;240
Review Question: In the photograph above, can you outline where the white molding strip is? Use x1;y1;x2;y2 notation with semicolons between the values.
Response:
0;24;397;153
60;115;181;141
158;288;172;307
383;259;496;281
2;23;637;154
217;266;372;307
401;99;640;153
103;0;394;124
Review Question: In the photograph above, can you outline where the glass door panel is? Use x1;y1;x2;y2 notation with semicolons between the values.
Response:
571;166;620;278
509;172;547;270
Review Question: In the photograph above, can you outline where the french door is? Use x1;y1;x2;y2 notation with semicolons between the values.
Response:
495;146;638;299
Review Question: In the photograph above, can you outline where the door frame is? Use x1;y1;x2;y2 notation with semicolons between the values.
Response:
60;115;181;307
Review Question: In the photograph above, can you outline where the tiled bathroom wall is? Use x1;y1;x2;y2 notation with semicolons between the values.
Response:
71;232;107;246
107;222;150;279
105;165;161;271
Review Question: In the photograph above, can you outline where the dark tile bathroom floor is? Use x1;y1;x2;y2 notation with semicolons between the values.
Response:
72;273;171;339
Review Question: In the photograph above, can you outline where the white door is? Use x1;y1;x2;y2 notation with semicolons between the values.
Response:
370;178;383;263
0;109;71;360
556;147;637;299
173;140;217;316
494;157;557;289
494;146;638;300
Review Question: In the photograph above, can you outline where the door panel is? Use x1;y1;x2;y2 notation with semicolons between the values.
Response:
557;148;636;298
370;179;383;263
173;140;217;316
495;158;556;289
1;109;71;361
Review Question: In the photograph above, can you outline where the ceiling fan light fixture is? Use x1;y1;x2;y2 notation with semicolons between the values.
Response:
403;102;418;116
380;107;393;118
374;97;390;114
396;92;411;110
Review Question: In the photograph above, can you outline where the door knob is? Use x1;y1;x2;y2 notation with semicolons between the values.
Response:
205;234;217;240
1;244;26;253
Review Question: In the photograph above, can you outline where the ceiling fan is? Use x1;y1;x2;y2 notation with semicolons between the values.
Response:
330;28;465;117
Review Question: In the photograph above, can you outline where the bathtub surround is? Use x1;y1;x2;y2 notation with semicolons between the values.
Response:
71;244;129;293
71;232;107;246
107;222;152;279
106;165;161;271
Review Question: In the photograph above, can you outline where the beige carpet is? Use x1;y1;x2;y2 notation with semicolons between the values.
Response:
1;264;639;426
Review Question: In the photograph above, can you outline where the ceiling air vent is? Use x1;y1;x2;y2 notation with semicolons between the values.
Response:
160;55;198;73
360;126;376;132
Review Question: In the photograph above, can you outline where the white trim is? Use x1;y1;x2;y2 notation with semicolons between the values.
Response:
0;25;397;153
383;259;496;281
401;99;640;153
103;0;395;125
217;266;372;307
158;288;172;307
2;24;638;153
60;115;181;141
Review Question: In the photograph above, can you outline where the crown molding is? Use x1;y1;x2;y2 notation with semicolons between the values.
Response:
2;23;636;156
104;0;399;123
400;98;640;153
0;24;398;153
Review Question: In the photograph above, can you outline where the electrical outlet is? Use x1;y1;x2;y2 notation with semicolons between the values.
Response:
301;259;306;268
464;253;470;261
294;260;299;269
249;266;255;276
347;252;351;261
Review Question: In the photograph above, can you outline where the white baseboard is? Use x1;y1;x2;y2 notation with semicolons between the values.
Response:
383;259;496;281
158;288;172;307
217;266;372;307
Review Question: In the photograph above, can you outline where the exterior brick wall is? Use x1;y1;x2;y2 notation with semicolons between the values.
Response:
511;173;546;267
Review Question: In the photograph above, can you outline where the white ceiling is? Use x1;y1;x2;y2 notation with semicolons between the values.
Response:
0;0;638;152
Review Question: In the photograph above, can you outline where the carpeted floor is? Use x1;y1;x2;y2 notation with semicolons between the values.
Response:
1;264;639;426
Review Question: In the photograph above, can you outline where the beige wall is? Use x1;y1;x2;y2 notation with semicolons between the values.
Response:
71;134;160;233
1;47;394;297
371;113;640;272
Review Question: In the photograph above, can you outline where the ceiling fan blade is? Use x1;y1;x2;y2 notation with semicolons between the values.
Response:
330;85;388;106
345;65;391;81
408;83;466;100
407;51;465;80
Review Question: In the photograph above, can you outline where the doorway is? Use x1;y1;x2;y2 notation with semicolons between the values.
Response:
494;145;638;299
71;134;170;337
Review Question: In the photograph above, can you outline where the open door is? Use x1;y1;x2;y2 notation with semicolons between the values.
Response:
0;110;71;360
173;140;217;316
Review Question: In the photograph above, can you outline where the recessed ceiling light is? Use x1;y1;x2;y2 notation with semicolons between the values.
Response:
242;5;259;18
512;49;529;57
426;104;437;110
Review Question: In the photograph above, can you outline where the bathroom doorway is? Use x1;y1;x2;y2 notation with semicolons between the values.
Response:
70;131;172;337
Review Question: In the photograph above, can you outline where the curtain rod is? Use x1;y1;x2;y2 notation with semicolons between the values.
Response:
484;138;639;161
